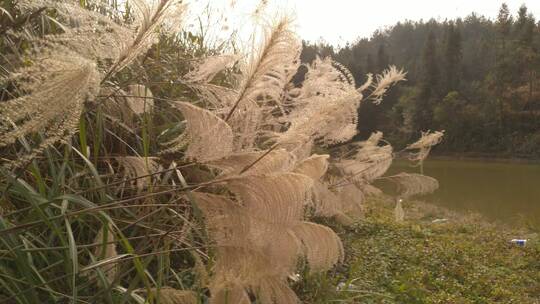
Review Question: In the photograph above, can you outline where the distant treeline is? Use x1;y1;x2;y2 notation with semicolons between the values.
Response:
302;3;540;158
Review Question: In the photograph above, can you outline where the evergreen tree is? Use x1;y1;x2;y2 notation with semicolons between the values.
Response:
515;4;535;45
443;22;462;92
366;53;375;73
492;4;514;130
358;48;384;137
514;5;537;105
376;43;389;72
496;3;512;50
420;30;439;98
407;30;440;132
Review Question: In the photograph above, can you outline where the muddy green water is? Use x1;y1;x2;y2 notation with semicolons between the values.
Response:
385;159;540;227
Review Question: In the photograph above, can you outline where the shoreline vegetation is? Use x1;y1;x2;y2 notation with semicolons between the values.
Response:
410;153;540;164
299;198;540;303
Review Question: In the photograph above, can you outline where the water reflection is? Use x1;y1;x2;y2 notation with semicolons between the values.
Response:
382;159;540;227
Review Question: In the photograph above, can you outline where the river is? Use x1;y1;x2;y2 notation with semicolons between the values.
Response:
384;159;540;227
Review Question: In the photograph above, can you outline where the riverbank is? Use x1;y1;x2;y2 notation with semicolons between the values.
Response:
429;152;540;164
297;198;540;303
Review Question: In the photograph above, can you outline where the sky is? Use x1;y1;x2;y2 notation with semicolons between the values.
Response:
190;0;540;46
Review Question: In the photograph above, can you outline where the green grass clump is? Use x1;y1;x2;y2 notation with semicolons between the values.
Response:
300;200;540;303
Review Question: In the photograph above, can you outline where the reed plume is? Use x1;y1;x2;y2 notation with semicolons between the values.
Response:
368;65;407;104
206;148;296;177
1;0;183;166
387;173;440;222
335;132;393;184
184;55;240;84
146;288;198;304
276;57;362;147
115;156;160;192
406;130;445;165
387;173;440;199
105;0;187;77
226;17;301;150
0;52;100;167
163;101;234;161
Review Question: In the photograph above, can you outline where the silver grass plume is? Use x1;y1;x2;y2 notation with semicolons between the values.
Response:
162;102;234;161
233;17;300;113
297;57;356;100
253;0;270;18
406;130;444;165
194;193;250;248
105;0;187;77
189;84;238;110
99;84;155;130
18;0;185;76
115;156;160;192
195;170;343;303
126;84;154;115
3;0;182;165
145;288;198;304
278;92;361;147
363;184;384;197
291;139;314;161
290;222;344;271
226;17;301;150
294;155;343;217
0;51;100;167
226;173;312;224
276;57;362;147
173;53;238;112
335;184;365;219
293;155;357;224
293;154;329;180
358;73;374;93
99;87;140;130
335;132;393;184
195;192;296;303
206;148;296;177
387;173;440;199
17;0;133;65
311;182;355;225
210;284;250;304
294;152;362;222
388;173;439;222
194;190;300;283
253;276;300;304
369;65;407;104
184;54;240;84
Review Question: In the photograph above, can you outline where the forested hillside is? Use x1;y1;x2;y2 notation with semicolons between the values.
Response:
302;3;540;157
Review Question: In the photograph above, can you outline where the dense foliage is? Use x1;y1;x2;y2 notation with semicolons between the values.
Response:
303;3;540;158
0;1;441;303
